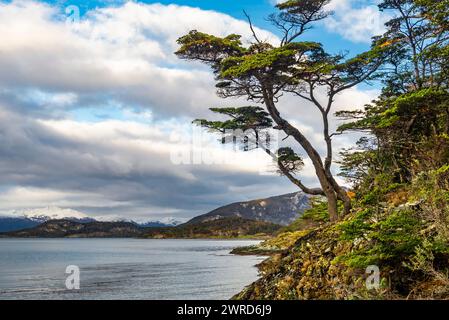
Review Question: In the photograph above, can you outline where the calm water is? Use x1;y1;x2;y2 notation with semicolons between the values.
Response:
0;238;265;300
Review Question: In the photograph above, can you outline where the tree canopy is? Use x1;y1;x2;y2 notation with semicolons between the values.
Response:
176;0;390;221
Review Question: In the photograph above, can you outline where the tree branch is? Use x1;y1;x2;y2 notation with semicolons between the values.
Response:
243;10;261;44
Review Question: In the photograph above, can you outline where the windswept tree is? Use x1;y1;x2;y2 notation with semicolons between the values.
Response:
337;0;449;188
175;0;387;221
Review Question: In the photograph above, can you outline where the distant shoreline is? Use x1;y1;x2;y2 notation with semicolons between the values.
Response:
1;217;280;240
0;236;266;241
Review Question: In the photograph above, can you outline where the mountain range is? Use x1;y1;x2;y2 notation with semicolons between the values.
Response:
1;217;281;239
0;206;183;233
0;192;311;236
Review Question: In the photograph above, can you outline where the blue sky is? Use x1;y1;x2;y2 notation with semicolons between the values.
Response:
41;0;375;53
0;0;387;220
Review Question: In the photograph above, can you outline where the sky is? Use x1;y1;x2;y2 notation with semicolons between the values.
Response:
0;0;390;221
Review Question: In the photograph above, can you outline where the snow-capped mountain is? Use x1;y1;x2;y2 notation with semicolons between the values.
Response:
94;215;186;227
8;206;92;222
0;191;310;234
0;206;94;232
0;207;186;233
134;217;187;227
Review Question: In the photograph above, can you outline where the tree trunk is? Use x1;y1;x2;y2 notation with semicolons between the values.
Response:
324;187;339;222
320;105;352;216
327;171;352;215
262;89;340;221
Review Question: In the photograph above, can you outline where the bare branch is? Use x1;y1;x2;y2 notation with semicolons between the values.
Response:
243;10;261;44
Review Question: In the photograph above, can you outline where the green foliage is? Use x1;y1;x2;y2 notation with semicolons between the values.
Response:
276;0;330;13
338;208;374;241
404;239;436;272
301;197;330;222
277;147;304;174
176;31;245;68
195;106;272;132
336;251;379;269
357;172;403;206
415;0;449;28
373;209;421;255
377;89;449;133
273;197;330;235
193;106;274;153
220;45;297;78
338;209;422;268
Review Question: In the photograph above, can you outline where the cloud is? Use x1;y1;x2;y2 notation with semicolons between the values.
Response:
0;1;277;119
0;98;296;219
323;0;391;43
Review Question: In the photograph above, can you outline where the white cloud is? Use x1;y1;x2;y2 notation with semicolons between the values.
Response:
323;0;391;43
0;1;277;118
0;101;288;218
0;186;128;211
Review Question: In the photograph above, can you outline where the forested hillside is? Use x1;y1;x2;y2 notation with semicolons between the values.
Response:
233;0;449;300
